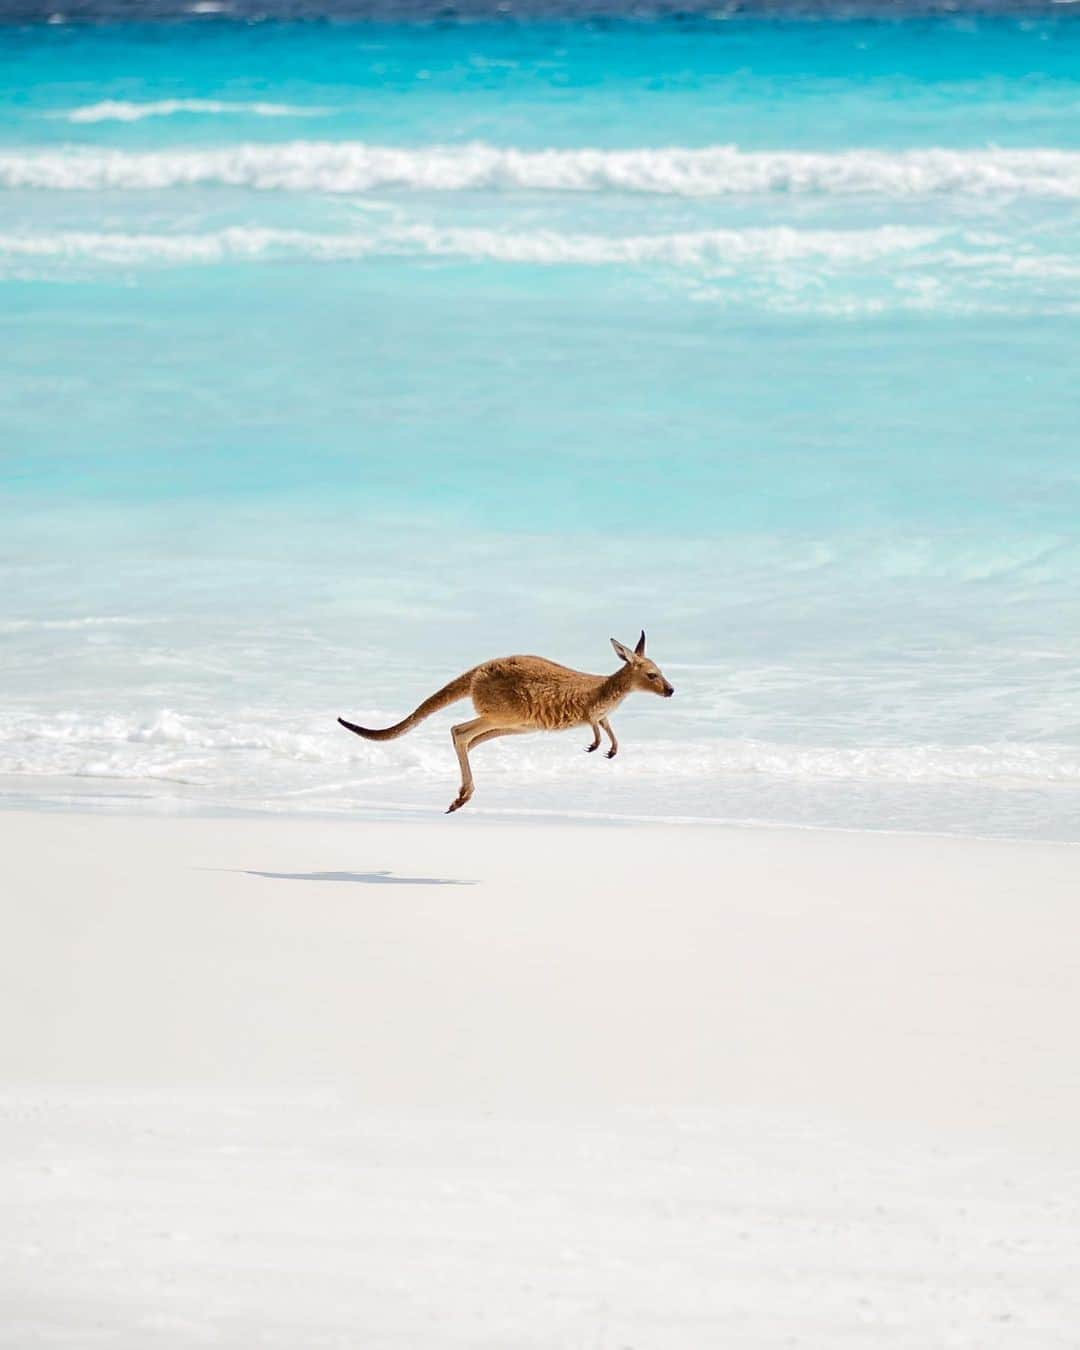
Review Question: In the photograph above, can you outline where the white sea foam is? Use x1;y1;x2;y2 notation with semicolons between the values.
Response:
4;141;1080;197
0;616;152;633
2;709;1077;791
46;100;326;124
0;223;946;269
8;224;1073;311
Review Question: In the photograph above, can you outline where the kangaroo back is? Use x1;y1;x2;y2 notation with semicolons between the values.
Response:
338;670;474;742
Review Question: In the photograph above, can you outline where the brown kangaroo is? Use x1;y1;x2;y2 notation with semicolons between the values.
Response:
338;630;674;814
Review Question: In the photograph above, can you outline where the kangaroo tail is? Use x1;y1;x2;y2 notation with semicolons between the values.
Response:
338;670;475;742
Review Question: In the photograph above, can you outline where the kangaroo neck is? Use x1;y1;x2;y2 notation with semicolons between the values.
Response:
595;664;634;709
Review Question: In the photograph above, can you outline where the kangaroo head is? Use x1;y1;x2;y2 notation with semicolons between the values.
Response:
610;630;674;698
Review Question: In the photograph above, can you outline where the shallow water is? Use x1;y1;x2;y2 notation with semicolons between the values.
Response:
2;13;1079;836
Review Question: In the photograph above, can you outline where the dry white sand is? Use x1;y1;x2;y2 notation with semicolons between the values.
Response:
2;810;1079;1346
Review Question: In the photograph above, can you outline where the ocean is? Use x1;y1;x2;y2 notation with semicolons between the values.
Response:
2;7;1078;837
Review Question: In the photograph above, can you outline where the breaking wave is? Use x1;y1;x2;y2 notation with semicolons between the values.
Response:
0;223;944;268
2;708;1078;791
0;616;153;633
4;141;1080;197
44;100;327;124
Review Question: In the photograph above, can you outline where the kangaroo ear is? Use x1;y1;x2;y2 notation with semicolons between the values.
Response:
611;637;635;664
634;630;646;656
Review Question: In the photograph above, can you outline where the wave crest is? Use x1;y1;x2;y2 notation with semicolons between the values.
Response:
2;709;1078;790
4;141;1080;197
45;100;326;124
0;223;943;268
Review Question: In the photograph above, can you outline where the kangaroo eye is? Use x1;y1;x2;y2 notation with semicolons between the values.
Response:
647;672;659;680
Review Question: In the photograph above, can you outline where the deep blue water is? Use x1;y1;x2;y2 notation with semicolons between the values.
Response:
2;14;1078;834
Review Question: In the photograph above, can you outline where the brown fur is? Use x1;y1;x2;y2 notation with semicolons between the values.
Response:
338;630;674;813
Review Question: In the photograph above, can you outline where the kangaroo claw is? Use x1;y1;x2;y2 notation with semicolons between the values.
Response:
606;748;618;759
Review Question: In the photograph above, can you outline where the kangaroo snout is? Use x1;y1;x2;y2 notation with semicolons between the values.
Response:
663;683;675;698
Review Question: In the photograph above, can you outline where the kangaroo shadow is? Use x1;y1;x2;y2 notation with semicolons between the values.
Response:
237;869;475;887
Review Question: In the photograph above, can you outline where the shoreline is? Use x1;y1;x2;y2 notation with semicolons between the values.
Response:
3;783;1079;847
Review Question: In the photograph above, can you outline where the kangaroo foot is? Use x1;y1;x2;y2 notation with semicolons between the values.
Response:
446;787;473;814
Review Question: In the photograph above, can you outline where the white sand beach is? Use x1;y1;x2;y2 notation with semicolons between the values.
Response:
2;810;1079;1346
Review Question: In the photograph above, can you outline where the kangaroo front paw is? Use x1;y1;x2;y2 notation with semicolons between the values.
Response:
606;747;618;759
585;742;599;753
446;788;473;814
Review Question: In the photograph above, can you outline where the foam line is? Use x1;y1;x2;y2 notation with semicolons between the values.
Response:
2;708;1077;787
0;223;945;266
45;100;327;124
4;142;1080;197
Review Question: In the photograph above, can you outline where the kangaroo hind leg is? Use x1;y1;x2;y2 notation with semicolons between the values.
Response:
469;727;528;751
447;716;497;814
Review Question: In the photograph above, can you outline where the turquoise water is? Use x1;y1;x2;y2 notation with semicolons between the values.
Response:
2;14;1079;834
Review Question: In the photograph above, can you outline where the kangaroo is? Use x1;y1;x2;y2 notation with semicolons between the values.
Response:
338;630;674;814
